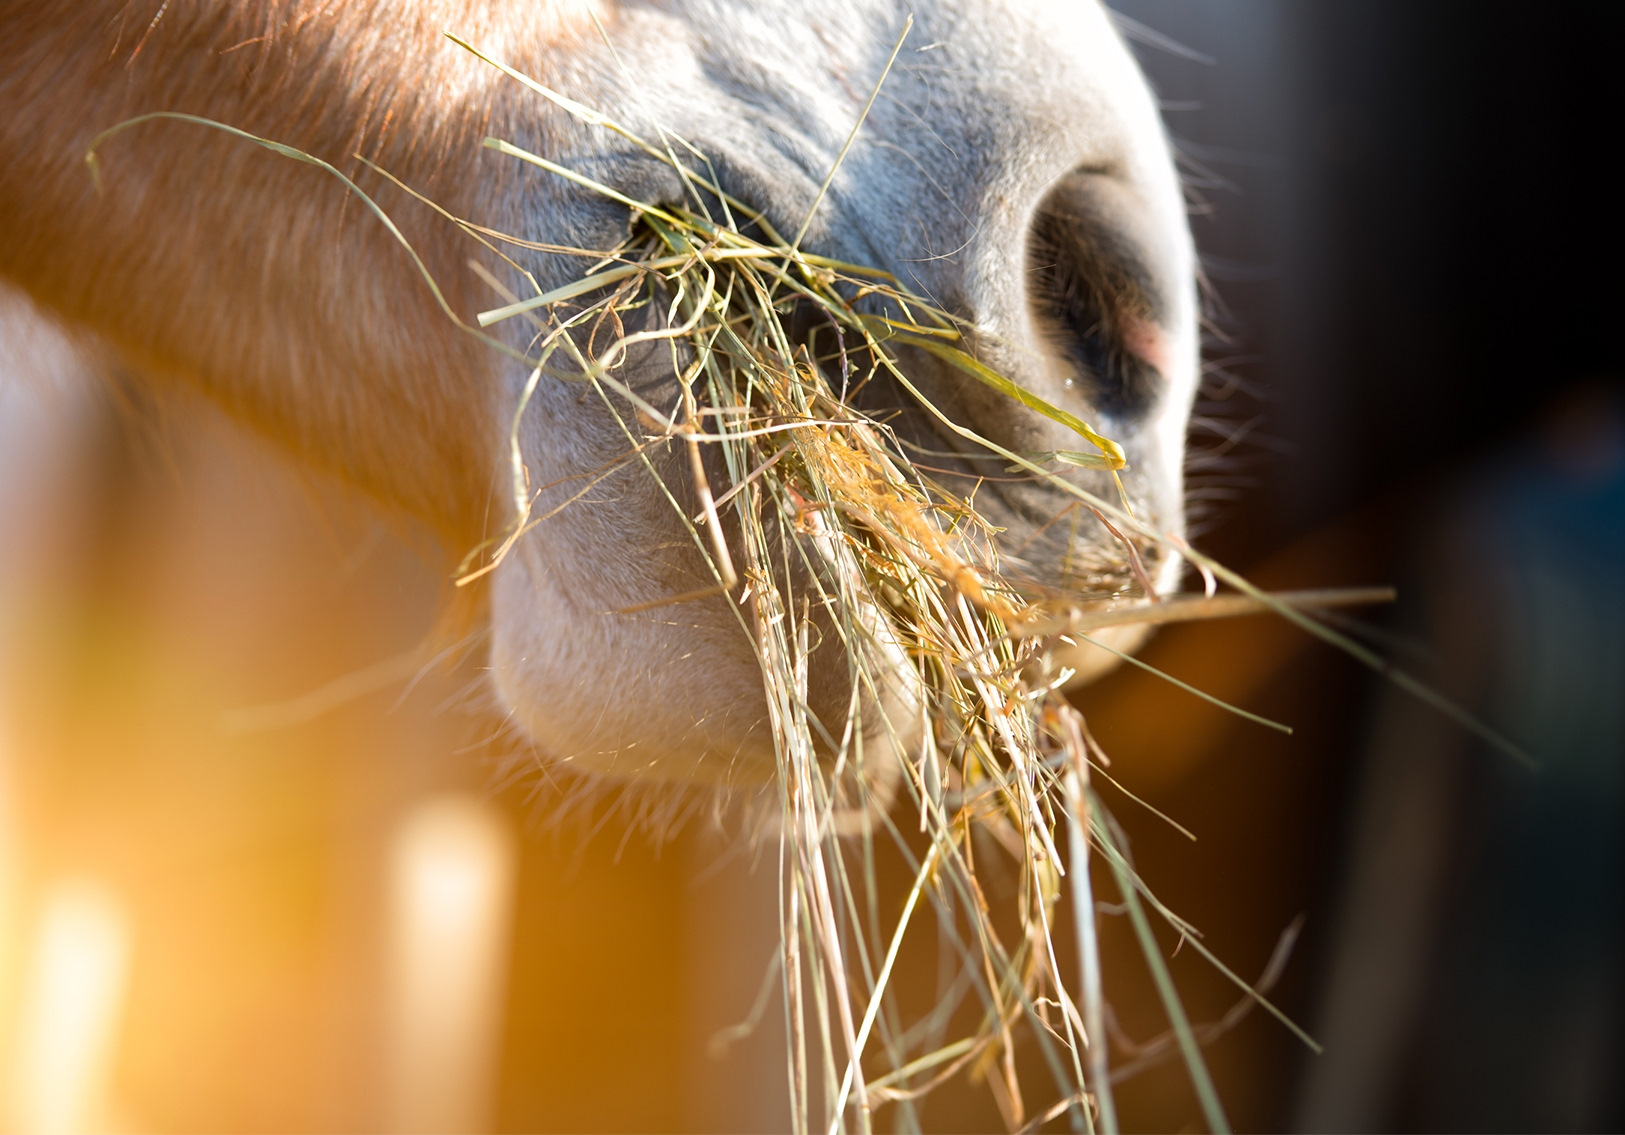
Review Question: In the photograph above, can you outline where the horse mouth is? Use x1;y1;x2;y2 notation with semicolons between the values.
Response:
489;204;1182;785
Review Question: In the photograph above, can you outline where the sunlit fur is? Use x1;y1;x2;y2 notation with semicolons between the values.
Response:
0;0;1197;785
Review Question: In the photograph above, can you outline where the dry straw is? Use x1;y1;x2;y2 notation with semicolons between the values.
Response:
82;18;1522;1133
447;25;1332;1134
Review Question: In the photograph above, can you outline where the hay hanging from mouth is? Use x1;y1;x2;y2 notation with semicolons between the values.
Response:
483;204;1161;1135
445;32;1340;1134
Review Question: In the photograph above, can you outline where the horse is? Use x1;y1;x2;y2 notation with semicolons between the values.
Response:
0;0;1197;787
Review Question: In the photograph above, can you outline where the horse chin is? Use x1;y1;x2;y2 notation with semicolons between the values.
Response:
486;536;926;791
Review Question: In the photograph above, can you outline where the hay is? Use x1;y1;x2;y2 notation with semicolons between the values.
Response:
447;32;1338;1135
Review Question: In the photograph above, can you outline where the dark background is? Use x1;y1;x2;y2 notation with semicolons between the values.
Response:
1122;0;1621;545
1080;1;1625;1130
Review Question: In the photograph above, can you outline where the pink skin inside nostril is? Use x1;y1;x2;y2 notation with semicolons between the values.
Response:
1120;317;1173;379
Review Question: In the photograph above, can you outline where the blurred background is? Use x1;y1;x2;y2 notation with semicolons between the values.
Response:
0;1;1621;1131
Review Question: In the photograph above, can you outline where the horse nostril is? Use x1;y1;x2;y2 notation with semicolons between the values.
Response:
1026;171;1168;421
